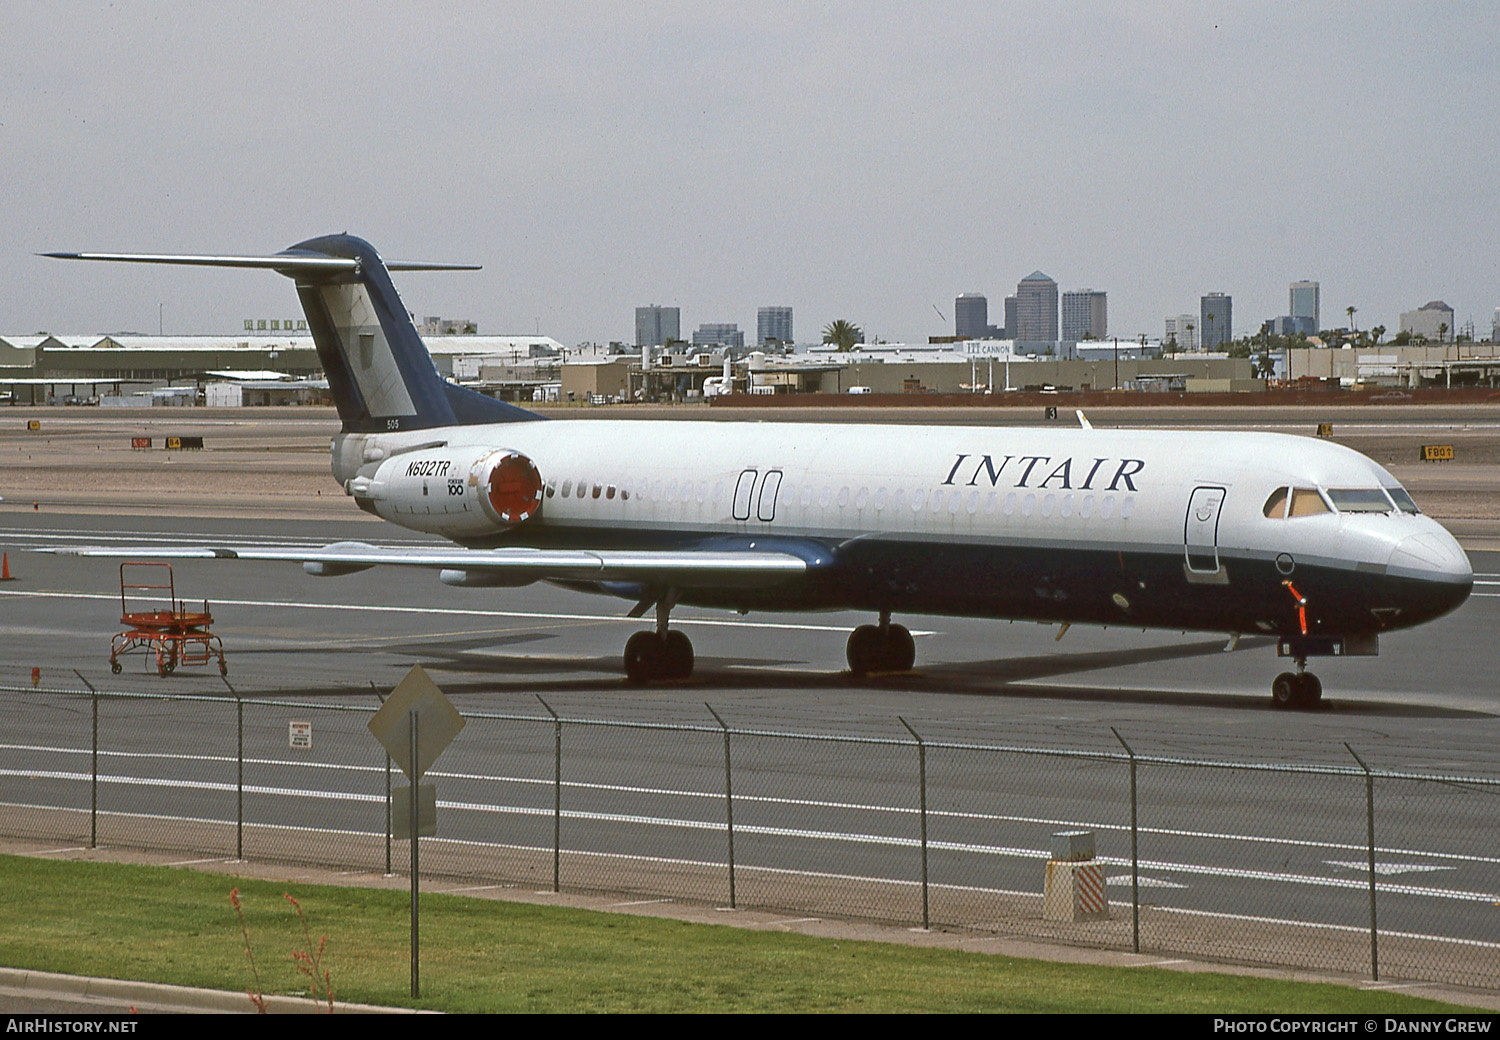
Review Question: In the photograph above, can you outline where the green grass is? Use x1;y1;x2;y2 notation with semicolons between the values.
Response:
0;854;1475;1013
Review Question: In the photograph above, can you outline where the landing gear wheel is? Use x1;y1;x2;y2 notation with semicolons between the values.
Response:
661;630;694;680
847;624;882;676
1296;672;1322;707
1272;671;1322;709
882;623;916;672
624;631;663;684
1271;672;1299;708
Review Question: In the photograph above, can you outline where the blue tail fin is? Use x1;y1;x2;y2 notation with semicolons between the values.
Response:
286;234;543;432
45;234;544;432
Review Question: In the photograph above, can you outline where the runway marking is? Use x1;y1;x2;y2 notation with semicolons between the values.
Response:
610;898;674;907
1325;860;1453;876
5;776;1496;904
1151;905;1500;952
166;857;231;867
11;740;1500;869
0;589;926;636
1108;874;1186;889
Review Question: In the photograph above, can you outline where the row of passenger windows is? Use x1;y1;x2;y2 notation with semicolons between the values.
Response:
543;477;1135;520
1262;485;1419;519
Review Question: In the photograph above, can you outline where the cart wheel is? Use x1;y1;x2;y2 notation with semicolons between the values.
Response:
165;660;177;674
110;660;122;675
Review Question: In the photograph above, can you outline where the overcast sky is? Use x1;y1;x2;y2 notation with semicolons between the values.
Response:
3;1;1497;345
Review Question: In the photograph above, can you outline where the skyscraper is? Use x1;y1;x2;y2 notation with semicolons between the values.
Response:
635;305;680;347
757;306;793;346
692;323;744;352
954;293;989;339
1290;281;1320;333
1061;289;1107;340
1201;293;1232;350
1014;272;1058;343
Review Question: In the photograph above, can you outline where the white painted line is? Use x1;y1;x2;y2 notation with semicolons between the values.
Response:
1152;905;1500;951
11;740;1500;869
610;898;674;907
1108;874;1187;889
1325;860;1452;876
166;857;231;866
0;589;923;635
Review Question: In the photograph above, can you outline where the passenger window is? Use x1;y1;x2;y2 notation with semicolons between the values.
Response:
1288;488;1329;517
1263;487;1288;519
561;480;573;498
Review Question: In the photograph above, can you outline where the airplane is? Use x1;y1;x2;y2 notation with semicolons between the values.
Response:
44;235;1473;707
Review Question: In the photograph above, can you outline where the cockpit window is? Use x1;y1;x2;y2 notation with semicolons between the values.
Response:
1327;488;1394;513
1386;487;1420;514
1288;488;1330;517
1263;487;1289;519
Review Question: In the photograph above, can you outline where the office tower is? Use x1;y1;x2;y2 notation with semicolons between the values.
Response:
1200;293;1232;350
955;293;989;339
692;323;745;352
1061;289;1107;340
1164;314;1198;351
1003;296;1017;340
1014;272;1058;342
757;306;793;345
635;305;680;347
1290;281;1320;333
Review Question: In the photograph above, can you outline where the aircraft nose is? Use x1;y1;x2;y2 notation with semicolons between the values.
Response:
1386;527;1473;623
1389;529;1473;585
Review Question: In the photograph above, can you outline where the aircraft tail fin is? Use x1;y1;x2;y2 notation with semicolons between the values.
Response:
45;235;544;432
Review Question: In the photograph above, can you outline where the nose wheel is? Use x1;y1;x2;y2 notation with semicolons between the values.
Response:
847;612;916;676
1271;668;1322;709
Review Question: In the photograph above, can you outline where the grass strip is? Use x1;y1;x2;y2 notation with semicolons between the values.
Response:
0;854;1473;1013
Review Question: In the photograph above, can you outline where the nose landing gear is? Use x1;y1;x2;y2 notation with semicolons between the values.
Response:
1271;661;1322;709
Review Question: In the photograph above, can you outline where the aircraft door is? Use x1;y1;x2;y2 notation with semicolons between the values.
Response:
732;469;757;521
1184;486;1227;573
757;470;783;521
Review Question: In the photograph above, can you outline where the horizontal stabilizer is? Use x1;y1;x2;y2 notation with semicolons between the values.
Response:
41;251;480;273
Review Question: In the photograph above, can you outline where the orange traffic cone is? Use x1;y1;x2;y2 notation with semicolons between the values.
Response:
0;552;12;581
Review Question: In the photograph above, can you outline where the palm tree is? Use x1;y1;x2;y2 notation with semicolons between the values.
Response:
821;320;863;352
1346;305;1357;332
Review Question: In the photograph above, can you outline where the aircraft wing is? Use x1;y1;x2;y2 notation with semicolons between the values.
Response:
43;541;809;588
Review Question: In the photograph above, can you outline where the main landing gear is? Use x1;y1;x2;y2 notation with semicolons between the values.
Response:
1271;662;1322;710
846;611;916;676
623;595;694;683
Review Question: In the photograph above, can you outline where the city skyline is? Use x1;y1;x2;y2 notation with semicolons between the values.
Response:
3;4;1496;346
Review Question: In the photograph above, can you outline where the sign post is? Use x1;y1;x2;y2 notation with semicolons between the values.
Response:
368;665;465;999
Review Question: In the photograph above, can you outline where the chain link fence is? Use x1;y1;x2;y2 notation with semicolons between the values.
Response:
2;682;1497;990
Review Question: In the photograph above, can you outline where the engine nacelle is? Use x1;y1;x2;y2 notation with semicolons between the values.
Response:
348;445;544;537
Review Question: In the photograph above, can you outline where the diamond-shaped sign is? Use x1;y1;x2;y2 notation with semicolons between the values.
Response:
369;664;466;780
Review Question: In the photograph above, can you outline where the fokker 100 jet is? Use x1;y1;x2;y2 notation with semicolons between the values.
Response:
45;236;1473;708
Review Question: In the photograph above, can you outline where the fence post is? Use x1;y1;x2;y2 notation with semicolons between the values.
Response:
1345;744;1378;982
898;717;929;930
74;672;97;849
705;704;736;909
1111;728;1139;954
538;696;561;893
224;678;243;860
373;684;392;876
